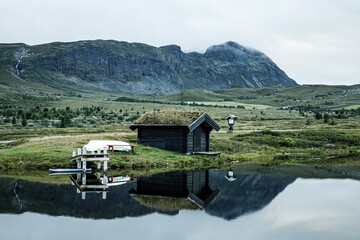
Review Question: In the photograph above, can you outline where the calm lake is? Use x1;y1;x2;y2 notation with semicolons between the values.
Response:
0;165;360;240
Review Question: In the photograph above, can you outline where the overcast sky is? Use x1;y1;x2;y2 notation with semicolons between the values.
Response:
1;0;359;86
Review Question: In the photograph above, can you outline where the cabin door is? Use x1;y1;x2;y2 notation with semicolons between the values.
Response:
193;127;201;152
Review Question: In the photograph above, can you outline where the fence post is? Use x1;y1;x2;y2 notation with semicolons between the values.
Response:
103;146;107;154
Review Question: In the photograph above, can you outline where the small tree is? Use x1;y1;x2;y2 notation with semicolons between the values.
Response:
315;112;322;120
22;118;27;127
323;113;330;123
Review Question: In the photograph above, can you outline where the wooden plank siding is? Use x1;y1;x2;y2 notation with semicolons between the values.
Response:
186;123;211;153
138;127;187;152
186;131;193;153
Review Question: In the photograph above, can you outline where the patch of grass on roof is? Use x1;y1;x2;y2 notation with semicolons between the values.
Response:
134;109;204;125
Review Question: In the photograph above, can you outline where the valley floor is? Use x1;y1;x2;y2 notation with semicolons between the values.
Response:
0;117;359;170
0;90;359;170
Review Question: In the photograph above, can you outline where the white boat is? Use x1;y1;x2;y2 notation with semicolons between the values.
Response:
83;140;131;152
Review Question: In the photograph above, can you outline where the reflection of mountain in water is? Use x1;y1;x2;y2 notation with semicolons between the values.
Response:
2;166;356;220
207;171;296;220
0;177;153;219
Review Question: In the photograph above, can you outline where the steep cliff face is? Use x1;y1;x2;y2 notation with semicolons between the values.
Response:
1;40;297;94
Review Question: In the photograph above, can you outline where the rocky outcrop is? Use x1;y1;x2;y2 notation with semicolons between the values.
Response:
1;40;297;94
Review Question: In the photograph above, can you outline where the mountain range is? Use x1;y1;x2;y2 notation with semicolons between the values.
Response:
0;40;297;95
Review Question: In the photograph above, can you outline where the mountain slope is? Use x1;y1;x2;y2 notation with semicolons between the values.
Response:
0;40;297;95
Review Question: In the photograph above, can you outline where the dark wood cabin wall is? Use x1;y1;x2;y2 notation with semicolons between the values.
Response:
186;131;193;153
206;130;210;151
139;128;186;152
200;127;207;151
186;125;210;153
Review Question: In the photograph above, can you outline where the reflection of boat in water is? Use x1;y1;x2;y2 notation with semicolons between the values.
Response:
103;175;136;187
129;170;220;210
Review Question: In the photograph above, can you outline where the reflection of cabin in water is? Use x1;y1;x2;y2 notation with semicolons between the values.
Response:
129;170;220;210
129;110;220;153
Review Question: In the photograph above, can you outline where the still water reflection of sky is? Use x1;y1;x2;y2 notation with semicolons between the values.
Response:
0;178;359;240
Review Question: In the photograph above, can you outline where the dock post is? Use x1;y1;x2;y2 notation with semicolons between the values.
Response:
82;173;86;185
97;148;101;154
97;162;101;171
104;160;108;173
82;160;87;172
77;160;81;169
102;192;107;200
91;150;94;154
83;147;87;155
103;146;107;154
102;172;108;185
82;192;86;200
77;148;81;156
72;151;76;157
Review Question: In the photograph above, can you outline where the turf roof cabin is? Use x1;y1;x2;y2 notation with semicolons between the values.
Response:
129;110;221;153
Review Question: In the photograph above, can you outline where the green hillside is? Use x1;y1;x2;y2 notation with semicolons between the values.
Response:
162;85;360;108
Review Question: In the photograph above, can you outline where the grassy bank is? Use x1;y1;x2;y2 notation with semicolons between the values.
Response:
0;89;359;170
0;124;359;170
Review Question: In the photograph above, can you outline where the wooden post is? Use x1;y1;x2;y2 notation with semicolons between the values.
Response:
102;192;107;200
103;146;107;154
72;151;76;157
83;147;87;155
102;173;108;185
82;160;87;172
77;148;81;156
77;160;81;169
97;148;101;154
82;173;86;185
104;160;108;173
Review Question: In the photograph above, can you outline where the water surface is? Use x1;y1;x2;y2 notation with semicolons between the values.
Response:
0;166;359;240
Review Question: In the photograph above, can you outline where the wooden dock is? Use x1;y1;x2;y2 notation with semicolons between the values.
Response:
70;147;109;172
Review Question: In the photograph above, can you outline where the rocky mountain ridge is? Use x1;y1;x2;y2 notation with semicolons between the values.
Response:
0;40;297;94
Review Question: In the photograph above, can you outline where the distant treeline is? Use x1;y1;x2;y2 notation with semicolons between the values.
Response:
114;97;246;109
0;105;140;128
280;105;360;124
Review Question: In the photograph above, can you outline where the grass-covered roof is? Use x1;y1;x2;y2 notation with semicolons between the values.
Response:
134;109;204;125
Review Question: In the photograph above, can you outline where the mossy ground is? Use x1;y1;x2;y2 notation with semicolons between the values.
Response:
0;119;359;170
0;91;359;171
